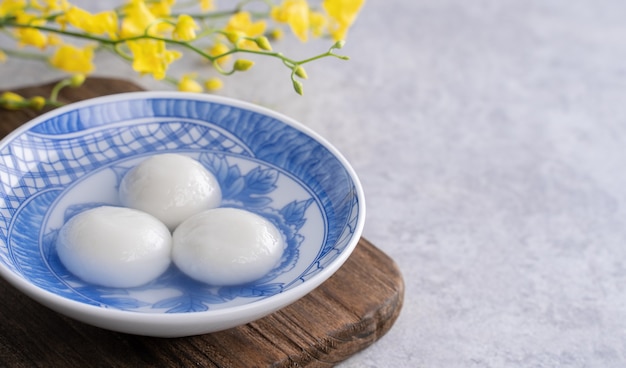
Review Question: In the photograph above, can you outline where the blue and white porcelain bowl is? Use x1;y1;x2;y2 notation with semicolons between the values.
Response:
0;92;365;337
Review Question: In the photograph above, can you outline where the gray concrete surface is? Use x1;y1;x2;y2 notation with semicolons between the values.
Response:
2;1;626;366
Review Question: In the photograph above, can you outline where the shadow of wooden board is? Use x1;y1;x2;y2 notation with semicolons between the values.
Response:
0;78;404;367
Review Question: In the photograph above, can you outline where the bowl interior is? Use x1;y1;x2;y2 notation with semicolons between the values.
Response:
0;93;363;315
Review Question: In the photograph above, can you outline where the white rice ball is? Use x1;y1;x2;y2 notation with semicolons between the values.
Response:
172;208;285;286
56;206;172;288
119;153;222;231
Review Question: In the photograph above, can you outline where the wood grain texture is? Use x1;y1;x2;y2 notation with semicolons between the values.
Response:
0;79;404;367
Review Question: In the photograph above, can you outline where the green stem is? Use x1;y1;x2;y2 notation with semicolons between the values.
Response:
171;9;239;20
0;98;62;110
0;48;49;61
3;22;116;44
49;79;71;103
163;75;179;86
170;0;270;20
47;100;64;108
2;20;349;66
0;16;351;97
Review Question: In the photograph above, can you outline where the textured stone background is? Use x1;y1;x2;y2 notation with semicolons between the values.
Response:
3;1;626;367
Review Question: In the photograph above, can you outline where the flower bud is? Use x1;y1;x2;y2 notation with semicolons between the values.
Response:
294;65;308;79
0;91;25;110
204;78;223;91
233;59;254;71
69;74;86;87
177;74;203;93
226;31;244;44
332;40;346;49
292;80;304;95
29;96;46;110
268;28;284;41
255;36;272;51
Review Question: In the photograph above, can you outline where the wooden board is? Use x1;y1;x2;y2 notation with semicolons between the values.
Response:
0;78;404;367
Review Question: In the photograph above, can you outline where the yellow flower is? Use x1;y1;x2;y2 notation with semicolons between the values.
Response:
91;11;119;38
64;6;118;38
172;14;199;41
323;0;364;26
225;12;266;36
120;0;169;38
271;0;310;42
322;0;365;40
64;6;92;30
13;13;48;49
0;0;26;17
309;11;328;38
46;33;63;46
204;77;223;91
177;74;203;92
208;42;231;66
224;12;266;49
148;0;174;17
127;39;181;80
0;50;6;63
200;0;214;12
15;27;48;49
33;0;69;15
49;44;96;74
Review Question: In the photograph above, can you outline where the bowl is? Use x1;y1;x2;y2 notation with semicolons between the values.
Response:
0;92;365;337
